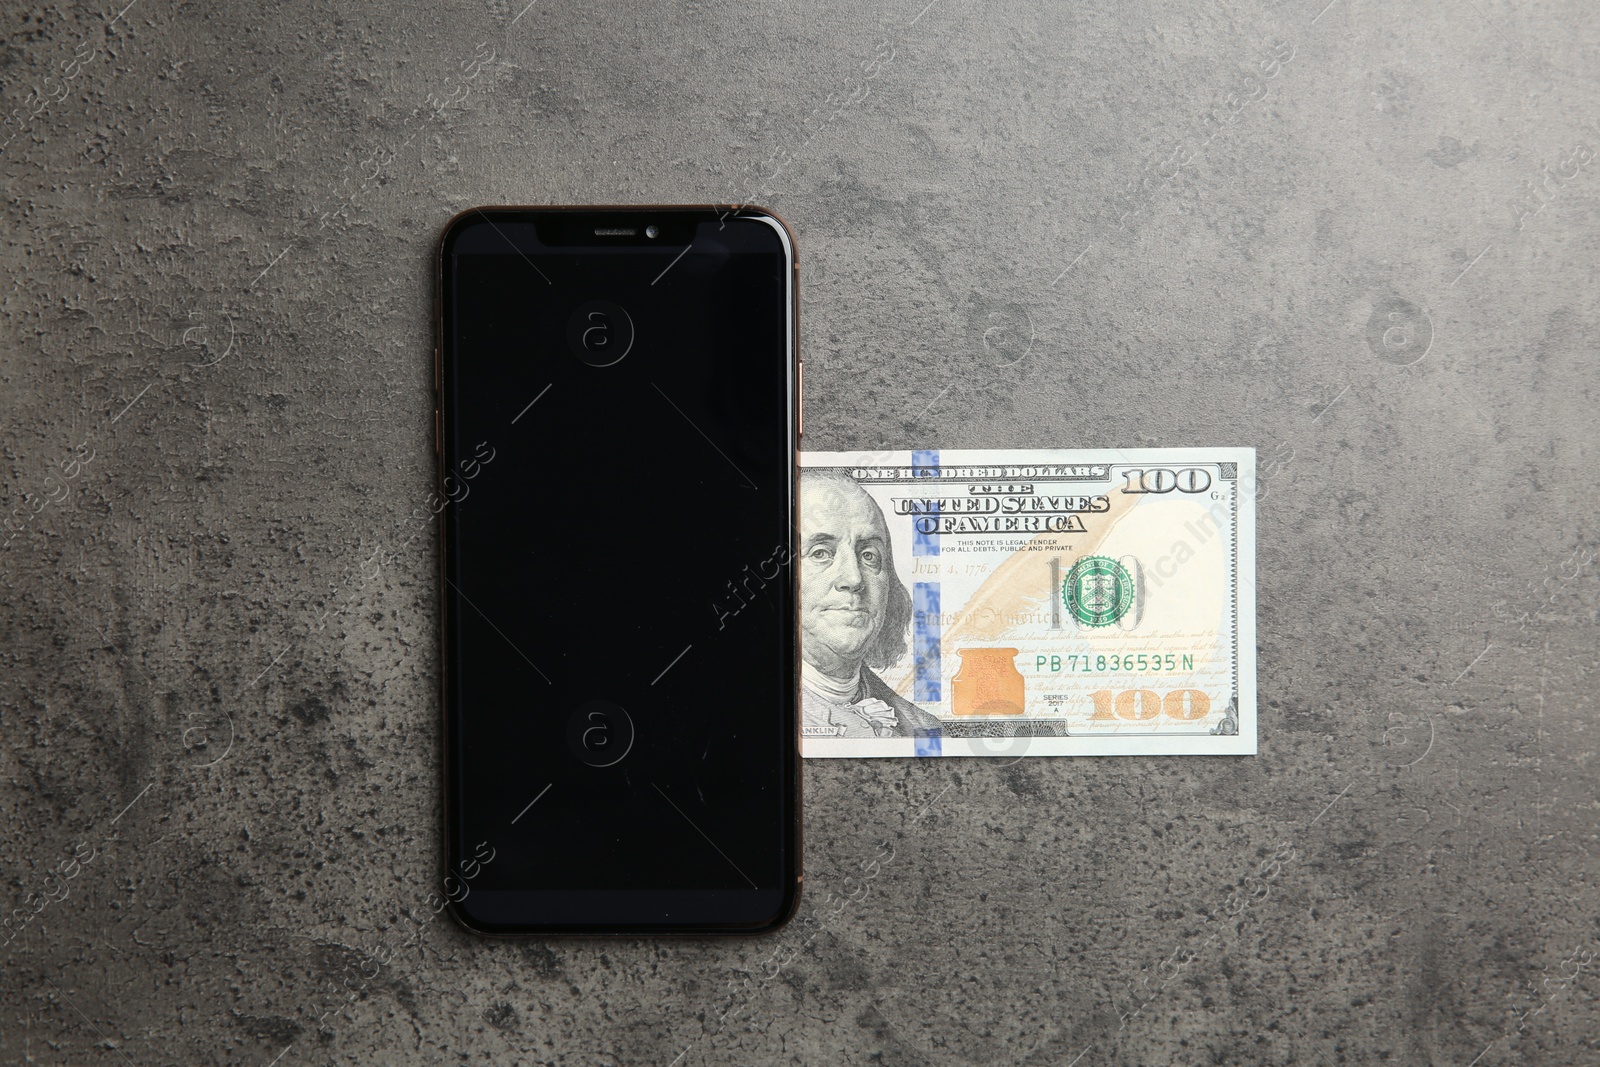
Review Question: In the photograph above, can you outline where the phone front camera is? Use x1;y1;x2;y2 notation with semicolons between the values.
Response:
645;225;660;238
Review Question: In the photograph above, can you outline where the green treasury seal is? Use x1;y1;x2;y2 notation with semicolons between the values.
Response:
1063;555;1134;628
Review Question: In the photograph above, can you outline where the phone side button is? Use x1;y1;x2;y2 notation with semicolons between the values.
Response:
435;408;442;456
797;360;804;437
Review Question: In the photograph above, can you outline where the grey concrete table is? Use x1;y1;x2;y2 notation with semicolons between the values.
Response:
3;0;1597;1064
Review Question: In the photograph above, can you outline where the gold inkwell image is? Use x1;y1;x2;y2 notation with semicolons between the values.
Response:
951;647;1025;716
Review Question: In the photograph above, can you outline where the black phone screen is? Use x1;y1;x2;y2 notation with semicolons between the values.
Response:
438;209;798;933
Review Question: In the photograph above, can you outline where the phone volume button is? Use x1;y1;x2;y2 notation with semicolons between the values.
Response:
797;361;804;437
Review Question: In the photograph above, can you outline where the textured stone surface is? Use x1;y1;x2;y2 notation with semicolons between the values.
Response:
3;0;1598;1064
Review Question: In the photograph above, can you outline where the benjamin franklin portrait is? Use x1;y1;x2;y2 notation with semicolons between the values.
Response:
799;470;940;739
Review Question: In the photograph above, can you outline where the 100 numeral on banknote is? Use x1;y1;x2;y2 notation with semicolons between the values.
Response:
798;448;1256;757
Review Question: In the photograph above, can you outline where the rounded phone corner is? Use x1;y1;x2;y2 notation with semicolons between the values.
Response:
717;204;797;257
748;879;804;936
723;203;794;233
445;892;505;937
437;206;496;263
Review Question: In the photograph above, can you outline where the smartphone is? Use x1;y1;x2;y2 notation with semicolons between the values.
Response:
435;206;801;935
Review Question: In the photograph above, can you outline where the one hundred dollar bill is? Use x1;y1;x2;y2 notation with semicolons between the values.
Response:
798;448;1255;757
